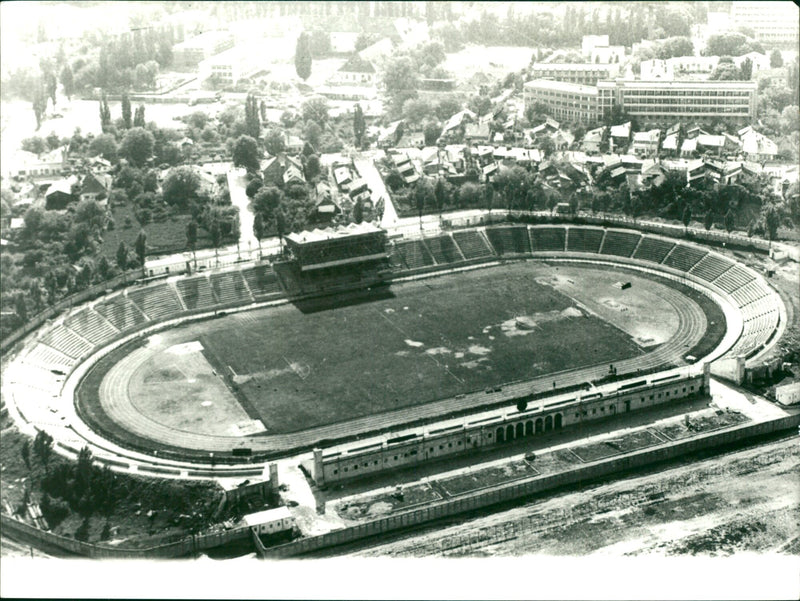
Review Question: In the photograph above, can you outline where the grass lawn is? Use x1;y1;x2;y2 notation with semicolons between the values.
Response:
191;262;646;433
99;203;226;261
656;409;750;441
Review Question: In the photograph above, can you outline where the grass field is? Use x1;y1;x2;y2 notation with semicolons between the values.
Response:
185;262;648;433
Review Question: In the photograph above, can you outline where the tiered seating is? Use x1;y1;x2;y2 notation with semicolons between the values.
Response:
600;230;641;257
485;226;531;255
729;309;780;357
24;343;77;370
730;280;769;307
388;242;406;269
566;227;604;253
394;239;435;270
94;295;148;331
39;326;93;359
64;309;119;346
127;283;184;321
210;271;254;305
175;276;216;310
713;265;754;294
423;235;463;264
530;227;566;252
632;236;675;264
689;254;734;282
452;230;495;260
241;265;282;298
662;244;707;272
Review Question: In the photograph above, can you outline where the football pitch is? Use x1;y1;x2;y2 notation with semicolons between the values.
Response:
187;262;651;433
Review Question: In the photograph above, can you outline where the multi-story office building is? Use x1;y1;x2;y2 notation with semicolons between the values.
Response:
173;30;234;70
730;1;799;47
606;79;758;127
523;80;604;124
524;79;757;127
530;63;620;86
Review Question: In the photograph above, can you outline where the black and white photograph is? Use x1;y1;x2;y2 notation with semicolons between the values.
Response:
1;1;798;599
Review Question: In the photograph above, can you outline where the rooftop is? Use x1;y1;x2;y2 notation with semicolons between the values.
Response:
285;222;384;245
524;79;599;95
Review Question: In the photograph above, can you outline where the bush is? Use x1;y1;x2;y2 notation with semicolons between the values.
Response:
40;494;71;528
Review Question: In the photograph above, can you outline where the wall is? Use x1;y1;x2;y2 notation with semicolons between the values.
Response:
315;372;707;484
776;382;800;406
266;413;800;558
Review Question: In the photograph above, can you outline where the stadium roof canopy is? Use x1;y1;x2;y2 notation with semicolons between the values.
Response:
285;222;384;245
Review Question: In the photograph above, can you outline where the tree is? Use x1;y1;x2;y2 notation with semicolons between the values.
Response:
423;121;442;145
246;178;263;198
253;212;264;255
484;182;494;211
116;241;129;270
14;293;27;322
295;32;312;81
655;36;694;59
119;127;155;167
353;199;364;224
468;95;492;117
433;177;447;215
739;57;753;81
709;61;742;81
32;84;48;131
33;430;54;465
60;63;74;100
303;154;320;181
301;96;329;127
21;136;47;154
275;209;287;253
121;93;132;129
185;219;198;268
764;206;780;242
303;120;322;150
98;256;111;281
134;230;147;271
88;133;118;163
770;49;784;68
245;92;261;140
704;211;714;231
353;103;366;148
383;55;420;117
264;128;286;157
682;204;692;231
133;105;145;128
99;92;112;133
21;440;30;470
162;166;200;209
232;135;261;173
253;186;283;217
724;209;736;233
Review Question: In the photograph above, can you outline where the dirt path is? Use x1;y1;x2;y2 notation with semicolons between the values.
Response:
347;435;800;557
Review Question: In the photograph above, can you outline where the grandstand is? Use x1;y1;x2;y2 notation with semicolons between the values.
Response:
39;326;93;359
210;271;254;306
175;276;217;310
94;295;149;332
423;234;464;264
24;342;77;370
126;283;184;320
566;227;605;253
484;226;532;255
64;309;119;346
599;230;641;257
530;227;567;252
241;264;283;299
277;223;391;298
713;265;755;294
632;237;675;264
689;254;735;282
393;239;436;269
662;244;708;272
451;230;495;260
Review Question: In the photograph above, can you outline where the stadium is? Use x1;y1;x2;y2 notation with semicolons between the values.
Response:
2;217;789;487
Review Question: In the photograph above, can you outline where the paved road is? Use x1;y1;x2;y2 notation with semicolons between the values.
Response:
227;168;259;256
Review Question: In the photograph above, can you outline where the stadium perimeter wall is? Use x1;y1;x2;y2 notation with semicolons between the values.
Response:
260;413;800;558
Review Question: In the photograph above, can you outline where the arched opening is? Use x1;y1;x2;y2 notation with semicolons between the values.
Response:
506;424;514;442
496;427;505;443
525;420;533;435
516;422;524;438
535;418;543;433
544;415;553;432
554;413;562;429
